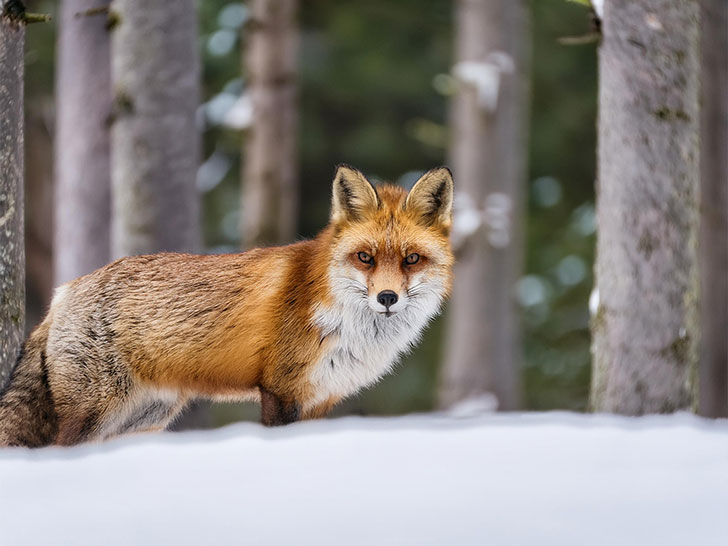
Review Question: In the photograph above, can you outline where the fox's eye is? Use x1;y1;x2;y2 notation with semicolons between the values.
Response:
405;253;420;265
357;252;373;264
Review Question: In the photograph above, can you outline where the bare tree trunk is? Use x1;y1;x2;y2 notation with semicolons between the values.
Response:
439;0;529;410
698;0;728;418
591;0;701;414
241;0;298;249
0;2;25;388
54;0;112;285
25;111;54;331
110;0;200;258
110;0;207;428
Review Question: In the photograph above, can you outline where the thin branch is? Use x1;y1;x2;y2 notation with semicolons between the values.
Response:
75;6;109;18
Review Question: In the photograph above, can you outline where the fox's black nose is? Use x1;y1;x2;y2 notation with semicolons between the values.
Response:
377;290;398;309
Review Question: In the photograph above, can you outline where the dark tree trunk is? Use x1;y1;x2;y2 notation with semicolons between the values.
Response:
591;0;701;414
440;0;529;411
698;0;728;418
54;0;112;285
25;112;54;331
241;0;299;249
0;2;26;388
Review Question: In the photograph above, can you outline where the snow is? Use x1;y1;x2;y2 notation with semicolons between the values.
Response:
450;192;514;250
451;191;483;249
592;0;604;19
0;412;726;546
452;52;514;113
589;286;600;315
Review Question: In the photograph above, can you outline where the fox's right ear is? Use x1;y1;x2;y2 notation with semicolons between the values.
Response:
331;164;379;223
405;167;454;229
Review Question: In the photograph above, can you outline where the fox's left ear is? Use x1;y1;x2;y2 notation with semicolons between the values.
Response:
405;167;454;229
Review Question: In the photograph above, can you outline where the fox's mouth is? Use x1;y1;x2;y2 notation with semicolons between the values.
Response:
378;311;397;317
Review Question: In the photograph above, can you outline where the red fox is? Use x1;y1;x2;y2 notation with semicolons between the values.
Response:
0;165;454;447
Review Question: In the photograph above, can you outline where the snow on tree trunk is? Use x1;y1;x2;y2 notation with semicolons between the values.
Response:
591;0;701;414
439;0;529;410
698;0;728;418
0;1;25;388
110;0;201;258
54;0;112;285
241;0;298;249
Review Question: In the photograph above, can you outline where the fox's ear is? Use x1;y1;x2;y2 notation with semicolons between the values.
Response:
331;164;379;223
405;167;454;228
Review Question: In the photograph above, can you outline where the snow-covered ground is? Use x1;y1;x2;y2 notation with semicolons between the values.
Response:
0;412;726;546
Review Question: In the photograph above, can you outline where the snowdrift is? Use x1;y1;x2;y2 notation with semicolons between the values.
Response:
0;412;726;545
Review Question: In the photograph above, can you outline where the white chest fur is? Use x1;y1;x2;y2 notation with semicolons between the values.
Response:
306;301;435;411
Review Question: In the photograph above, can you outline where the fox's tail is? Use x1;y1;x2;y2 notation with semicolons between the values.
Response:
0;321;58;447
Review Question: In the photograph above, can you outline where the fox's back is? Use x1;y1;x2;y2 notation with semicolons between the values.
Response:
48;249;297;394
0;164;454;446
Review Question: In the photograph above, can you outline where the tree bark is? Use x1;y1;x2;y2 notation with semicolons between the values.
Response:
241;0;298;249
698;0;728;418
0;2;25;388
54;0;112;285
110;0;200;258
591;0;701;414
439;0;529;410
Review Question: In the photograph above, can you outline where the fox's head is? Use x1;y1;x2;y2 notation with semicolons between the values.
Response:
326;165;454;322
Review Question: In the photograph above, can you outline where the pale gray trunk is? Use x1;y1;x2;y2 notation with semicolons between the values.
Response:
591;0;701;414
54;0;112;285
698;0;728;418
241;0;298;249
439;0;529;410
110;0;205;428
0;3;25;387
110;0;200;258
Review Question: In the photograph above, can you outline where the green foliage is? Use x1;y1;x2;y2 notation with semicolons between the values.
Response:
524;0;597;410
565;0;591;7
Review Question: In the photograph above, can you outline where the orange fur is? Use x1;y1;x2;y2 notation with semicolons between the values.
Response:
0;165;454;446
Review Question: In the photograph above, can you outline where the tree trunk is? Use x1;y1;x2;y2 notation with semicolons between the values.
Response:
698;0;728;418
0;2;25;388
25;110;55;331
439;0;529;410
54;0;112;285
241;0;298;249
110;0;200;258
110;0;206;428
591;0;701;414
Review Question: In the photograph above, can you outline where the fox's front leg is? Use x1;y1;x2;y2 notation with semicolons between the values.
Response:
259;387;301;427
302;396;340;420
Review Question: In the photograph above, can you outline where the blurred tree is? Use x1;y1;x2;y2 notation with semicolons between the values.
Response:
110;0;201;258
53;0;112;285
22;0;56;331
698;0;728;418
591;0;700;414
439;0;530;410
241;0;299;249
25;111;53;330
110;0;206;428
0;0;26;387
